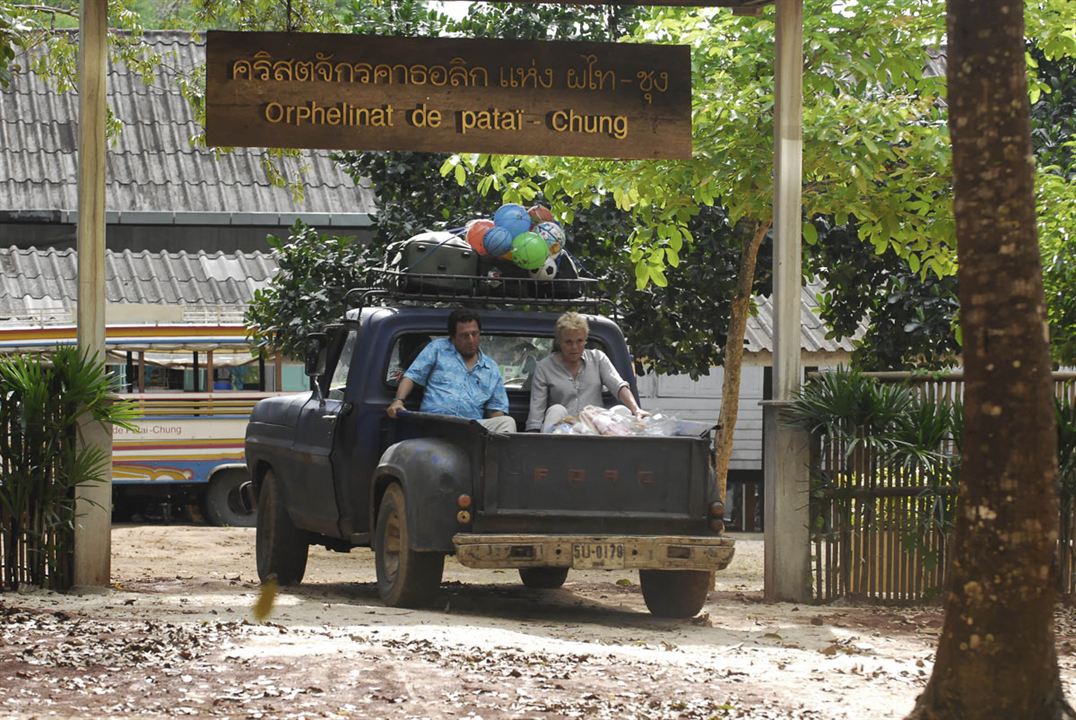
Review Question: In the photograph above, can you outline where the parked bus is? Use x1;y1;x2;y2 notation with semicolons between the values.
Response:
0;323;307;526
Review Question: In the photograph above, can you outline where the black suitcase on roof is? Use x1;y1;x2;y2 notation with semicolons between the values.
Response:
386;231;479;293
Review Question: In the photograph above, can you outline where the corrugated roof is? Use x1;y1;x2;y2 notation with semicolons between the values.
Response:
0;31;375;219
0;246;276;322
0;245;859;354
748;283;862;355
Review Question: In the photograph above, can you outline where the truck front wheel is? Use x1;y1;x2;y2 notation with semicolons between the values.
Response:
255;470;309;585
519;567;569;589
638;569;713;618
375;484;444;607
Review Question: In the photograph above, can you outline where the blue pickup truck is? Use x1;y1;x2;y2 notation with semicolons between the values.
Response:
244;283;734;617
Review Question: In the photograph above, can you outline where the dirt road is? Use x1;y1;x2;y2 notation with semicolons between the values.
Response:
2;526;1074;718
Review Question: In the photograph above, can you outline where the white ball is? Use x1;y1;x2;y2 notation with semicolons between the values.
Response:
529;256;558;280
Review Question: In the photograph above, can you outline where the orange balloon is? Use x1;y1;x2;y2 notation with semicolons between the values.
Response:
527;205;555;226
465;219;494;255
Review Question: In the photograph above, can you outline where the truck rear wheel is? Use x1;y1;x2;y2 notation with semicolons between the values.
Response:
255;470;308;585
205;469;256;527
638;569;713;618
375;483;444;607
519;567;569;589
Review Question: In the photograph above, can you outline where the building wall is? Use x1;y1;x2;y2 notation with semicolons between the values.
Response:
636;366;764;471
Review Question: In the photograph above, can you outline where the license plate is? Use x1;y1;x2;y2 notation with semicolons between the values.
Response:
572;542;626;569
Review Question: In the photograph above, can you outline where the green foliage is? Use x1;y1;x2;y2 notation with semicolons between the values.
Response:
786;367;916;442
809;219;961;370
1033;52;1076;365
450;2;639;42
0;347;134;591
814;44;1076;370
245;221;375;359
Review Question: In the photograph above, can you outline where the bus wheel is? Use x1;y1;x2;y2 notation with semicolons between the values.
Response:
256;470;308;585
375;483;444;607
205;469;257;527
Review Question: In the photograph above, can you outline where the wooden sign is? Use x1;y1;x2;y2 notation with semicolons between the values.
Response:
205;31;691;160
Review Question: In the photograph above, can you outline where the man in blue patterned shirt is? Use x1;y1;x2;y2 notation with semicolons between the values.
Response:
386;308;517;433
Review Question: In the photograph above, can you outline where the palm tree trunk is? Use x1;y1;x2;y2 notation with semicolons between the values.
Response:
906;0;1071;715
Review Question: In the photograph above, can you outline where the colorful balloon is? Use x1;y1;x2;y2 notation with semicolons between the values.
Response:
493;203;531;238
464;219;494;255
511;231;548;271
533;221;566;257
482;225;514;257
527;204;555;226
530;256;558;280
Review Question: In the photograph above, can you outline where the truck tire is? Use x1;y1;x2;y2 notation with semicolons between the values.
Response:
205;469;257;527
255;470;308;586
375;483;444;607
638;569;713;618
519;567;569;589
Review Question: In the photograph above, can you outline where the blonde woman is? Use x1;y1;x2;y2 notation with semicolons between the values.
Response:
526;312;647;432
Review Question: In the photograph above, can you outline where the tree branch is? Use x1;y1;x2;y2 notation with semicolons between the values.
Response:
14;4;79;18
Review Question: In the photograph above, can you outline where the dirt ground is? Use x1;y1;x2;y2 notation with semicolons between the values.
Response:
3;527;1076;719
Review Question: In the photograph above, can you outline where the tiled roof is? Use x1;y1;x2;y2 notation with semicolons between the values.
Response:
0;246;276;322
0;245;858;354
0;31;375;219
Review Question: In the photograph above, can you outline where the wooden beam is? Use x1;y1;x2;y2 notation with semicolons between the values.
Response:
74;0;111;588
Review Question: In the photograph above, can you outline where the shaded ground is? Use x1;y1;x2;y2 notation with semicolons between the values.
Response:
2;526;1075;718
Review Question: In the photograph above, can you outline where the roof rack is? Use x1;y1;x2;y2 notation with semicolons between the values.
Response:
345;268;616;316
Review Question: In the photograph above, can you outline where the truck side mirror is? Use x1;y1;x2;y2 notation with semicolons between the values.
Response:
304;333;328;377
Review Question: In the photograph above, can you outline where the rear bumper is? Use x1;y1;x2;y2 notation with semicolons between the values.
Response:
453;533;735;572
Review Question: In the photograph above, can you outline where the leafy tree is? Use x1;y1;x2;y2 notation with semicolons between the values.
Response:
815;47;1076;370
808;219;961;370
906;0;1069;715
245;222;375;360
0;1;165;94
1035;51;1076;366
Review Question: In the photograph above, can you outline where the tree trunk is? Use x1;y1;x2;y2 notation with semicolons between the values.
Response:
714;221;771;506
907;0;1070;717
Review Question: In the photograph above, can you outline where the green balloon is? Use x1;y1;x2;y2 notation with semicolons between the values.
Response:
511;231;548;271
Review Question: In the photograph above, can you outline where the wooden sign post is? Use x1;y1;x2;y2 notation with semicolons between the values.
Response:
206;31;691;160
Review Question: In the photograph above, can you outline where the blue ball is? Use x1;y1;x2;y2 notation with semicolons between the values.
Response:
482;225;514;257
493;203;531;238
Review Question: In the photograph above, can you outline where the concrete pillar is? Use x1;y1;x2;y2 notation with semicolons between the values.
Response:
74;0;112;588
763;0;811;603
763;402;811;601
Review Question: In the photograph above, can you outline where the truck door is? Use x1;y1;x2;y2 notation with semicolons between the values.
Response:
286;328;358;535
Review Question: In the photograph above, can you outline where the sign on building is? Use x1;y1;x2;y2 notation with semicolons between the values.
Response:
205;31;691;160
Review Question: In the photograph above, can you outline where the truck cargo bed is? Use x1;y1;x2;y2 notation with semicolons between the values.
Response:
476;432;716;535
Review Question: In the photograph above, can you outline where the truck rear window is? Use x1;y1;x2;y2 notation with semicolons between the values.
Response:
384;333;608;391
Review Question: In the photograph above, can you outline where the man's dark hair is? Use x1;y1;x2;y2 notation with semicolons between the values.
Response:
448;308;481;337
